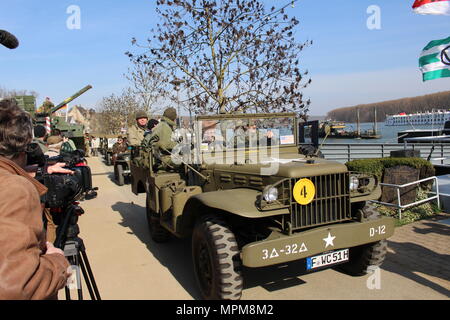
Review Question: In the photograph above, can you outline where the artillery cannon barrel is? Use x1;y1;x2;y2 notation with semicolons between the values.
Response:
51;85;92;114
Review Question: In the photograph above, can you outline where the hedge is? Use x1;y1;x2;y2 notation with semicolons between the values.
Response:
346;157;435;181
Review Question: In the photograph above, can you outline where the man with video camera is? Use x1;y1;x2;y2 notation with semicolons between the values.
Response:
0;98;70;300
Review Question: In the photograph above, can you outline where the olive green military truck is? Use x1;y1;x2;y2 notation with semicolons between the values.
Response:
130;112;394;300
15;85;92;151
98;135;117;166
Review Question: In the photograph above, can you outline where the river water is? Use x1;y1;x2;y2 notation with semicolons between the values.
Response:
321;122;442;144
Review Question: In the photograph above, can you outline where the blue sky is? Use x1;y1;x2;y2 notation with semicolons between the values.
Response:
1;0;449;115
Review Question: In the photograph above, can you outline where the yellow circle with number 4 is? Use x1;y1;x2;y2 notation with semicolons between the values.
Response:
293;178;316;205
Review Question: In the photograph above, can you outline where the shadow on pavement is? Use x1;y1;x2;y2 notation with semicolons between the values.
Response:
112;201;318;296
384;241;450;297
111;201;201;299
110;199;450;298
242;260;310;292
413;222;450;237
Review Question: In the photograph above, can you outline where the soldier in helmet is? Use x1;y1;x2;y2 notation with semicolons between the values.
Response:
128;111;149;146
143;107;178;170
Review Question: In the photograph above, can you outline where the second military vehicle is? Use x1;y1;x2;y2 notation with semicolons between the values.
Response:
130;112;394;300
15;85;92;151
98;135;117;166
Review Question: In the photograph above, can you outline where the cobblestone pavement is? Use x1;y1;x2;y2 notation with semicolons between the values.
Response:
384;214;450;298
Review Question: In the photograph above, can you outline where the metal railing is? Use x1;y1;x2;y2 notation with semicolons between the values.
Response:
370;176;440;219
317;143;450;165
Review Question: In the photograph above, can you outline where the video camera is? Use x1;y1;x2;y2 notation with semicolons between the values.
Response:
26;142;102;299
26;143;97;208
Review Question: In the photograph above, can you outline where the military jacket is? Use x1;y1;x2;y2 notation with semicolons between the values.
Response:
127;124;147;146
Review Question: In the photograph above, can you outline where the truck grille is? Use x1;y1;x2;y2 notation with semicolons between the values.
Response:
281;173;351;230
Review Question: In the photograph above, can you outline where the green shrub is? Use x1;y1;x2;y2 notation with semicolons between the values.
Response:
346;157;435;180
347;157;437;225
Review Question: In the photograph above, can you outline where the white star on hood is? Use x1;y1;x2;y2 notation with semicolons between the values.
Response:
323;232;336;248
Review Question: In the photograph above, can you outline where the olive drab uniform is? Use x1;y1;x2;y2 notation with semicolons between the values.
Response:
128;123;147;167
127;124;147;147
142;116;178;170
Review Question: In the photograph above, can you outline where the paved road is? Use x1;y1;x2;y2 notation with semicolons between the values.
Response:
64;156;450;300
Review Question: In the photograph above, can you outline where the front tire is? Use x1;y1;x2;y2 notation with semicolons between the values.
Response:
339;203;388;276
192;215;243;300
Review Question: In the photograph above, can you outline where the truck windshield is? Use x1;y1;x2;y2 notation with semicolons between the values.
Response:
199;116;295;151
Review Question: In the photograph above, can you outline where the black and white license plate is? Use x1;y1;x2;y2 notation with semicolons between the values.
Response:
306;249;349;270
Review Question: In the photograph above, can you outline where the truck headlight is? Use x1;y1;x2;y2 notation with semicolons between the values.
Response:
349;175;359;192
262;185;278;202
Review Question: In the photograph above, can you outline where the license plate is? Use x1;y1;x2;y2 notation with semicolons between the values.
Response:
306;249;349;270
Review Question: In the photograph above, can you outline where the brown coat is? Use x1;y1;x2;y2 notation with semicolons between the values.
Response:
112;142;128;155
0;156;69;300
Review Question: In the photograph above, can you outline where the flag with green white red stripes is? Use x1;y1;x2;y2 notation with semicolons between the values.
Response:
419;36;450;81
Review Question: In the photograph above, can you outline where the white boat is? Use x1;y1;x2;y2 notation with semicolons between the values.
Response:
385;110;450;126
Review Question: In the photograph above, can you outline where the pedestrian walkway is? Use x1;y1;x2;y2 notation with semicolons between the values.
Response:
385;213;450;297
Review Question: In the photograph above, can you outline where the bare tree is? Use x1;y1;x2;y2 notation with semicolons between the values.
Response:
125;62;167;115
97;88;142;134
127;0;311;115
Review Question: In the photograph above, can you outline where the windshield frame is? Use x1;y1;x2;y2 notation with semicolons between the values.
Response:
195;112;298;152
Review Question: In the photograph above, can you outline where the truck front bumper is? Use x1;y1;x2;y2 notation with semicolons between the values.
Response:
241;217;395;268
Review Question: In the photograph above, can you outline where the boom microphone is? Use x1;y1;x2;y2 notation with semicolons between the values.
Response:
0;30;19;49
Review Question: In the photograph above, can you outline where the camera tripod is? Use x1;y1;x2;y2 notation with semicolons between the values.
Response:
54;204;101;300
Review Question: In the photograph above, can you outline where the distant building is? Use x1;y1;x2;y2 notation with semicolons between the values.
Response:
66;105;97;133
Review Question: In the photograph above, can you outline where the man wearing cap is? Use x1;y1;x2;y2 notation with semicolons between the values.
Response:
128;111;149;146
143;107;178;170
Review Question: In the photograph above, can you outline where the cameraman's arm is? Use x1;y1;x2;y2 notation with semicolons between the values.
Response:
46;162;74;174
25;163;74;177
0;176;69;300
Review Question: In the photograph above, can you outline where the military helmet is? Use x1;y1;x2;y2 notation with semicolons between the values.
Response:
163;107;177;121
135;111;148;120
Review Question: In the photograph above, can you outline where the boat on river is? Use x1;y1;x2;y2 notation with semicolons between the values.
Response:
386;110;450;126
